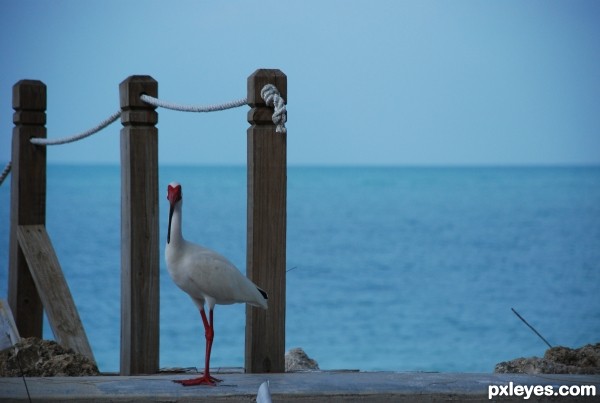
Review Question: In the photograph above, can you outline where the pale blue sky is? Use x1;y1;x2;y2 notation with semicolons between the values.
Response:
1;0;599;166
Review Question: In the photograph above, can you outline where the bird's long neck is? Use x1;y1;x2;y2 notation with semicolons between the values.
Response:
169;201;185;245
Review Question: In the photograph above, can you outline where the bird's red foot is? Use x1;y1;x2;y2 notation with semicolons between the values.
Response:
173;374;222;386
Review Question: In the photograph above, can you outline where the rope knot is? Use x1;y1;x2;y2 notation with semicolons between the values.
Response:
260;84;287;134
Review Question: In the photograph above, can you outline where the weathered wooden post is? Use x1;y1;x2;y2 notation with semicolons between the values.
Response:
8;80;46;338
245;69;287;373
119;76;159;375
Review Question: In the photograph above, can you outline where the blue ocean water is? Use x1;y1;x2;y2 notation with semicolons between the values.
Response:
1;165;599;373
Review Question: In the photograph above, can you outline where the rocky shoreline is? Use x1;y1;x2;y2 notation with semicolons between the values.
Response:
495;343;600;375
0;337;99;377
0;338;320;376
2;338;598;376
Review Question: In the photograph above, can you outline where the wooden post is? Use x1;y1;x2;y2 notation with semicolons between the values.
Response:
8;80;46;338
245;69;287;373
119;76;159;375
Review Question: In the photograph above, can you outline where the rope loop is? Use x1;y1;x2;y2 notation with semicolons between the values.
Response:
260;84;287;134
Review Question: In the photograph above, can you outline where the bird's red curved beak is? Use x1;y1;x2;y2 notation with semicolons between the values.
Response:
167;184;182;244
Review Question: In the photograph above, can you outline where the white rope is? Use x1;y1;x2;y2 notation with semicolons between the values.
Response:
140;84;287;133
0;85;286;187
1;84;287;186
22;84;285;149
261;84;287;133
140;94;247;112
30;110;121;146
0;161;11;186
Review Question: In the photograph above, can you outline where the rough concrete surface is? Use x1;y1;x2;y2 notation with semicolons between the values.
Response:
1;371;598;402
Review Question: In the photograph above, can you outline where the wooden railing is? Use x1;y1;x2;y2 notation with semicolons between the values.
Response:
6;69;287;375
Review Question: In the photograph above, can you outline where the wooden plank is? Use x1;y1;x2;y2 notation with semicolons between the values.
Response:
119;75;159;375
8;80;46;338
0;299;21;350
245;69;287;373
17;225;96;363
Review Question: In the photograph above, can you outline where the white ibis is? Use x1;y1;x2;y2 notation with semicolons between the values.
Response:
165;182;268;386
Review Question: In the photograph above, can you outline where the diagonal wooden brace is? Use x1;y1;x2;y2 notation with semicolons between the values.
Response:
17;225;96;364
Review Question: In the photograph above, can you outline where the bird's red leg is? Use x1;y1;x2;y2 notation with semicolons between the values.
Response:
204;309;221;383
173;308;222;386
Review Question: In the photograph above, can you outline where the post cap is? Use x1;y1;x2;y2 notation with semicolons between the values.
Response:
247;69;287;106
12;80;46;110
119;75;158;109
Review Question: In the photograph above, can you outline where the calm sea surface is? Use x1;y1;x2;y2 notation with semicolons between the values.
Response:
1;165;599;373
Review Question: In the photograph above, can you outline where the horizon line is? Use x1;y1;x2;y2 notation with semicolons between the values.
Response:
24;161;600;169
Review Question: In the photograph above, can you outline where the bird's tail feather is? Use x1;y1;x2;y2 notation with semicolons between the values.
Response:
257;287;268;300
251;286;268;310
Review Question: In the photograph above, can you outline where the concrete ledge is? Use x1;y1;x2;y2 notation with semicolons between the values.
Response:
1;371;598;402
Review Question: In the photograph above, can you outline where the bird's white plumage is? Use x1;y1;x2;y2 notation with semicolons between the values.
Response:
165;182;267;311
164;182;266;387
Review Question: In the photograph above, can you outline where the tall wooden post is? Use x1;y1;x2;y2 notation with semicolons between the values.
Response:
119;76;159;375
245;69;287;373
8;80;46;338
